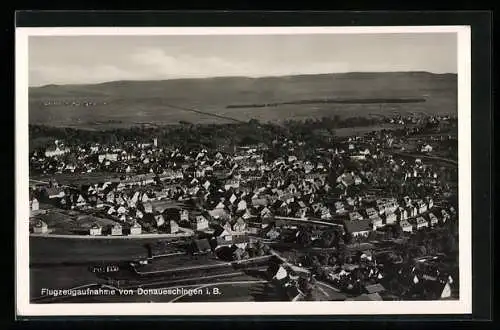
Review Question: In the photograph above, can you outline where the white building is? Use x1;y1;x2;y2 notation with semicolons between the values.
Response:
45;146;70;158
195;215;209;231
30;198;39;212
130;222;142;235
421;144;433;153
111;223;123;236
416;217;429;230
89;224;102;236
400;220;413;233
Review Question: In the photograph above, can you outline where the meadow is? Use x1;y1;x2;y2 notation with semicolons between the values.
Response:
29;72;457;129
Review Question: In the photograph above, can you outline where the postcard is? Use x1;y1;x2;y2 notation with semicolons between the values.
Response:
16;25;472;316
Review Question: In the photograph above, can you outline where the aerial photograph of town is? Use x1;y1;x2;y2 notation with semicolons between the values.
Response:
27;32;459;304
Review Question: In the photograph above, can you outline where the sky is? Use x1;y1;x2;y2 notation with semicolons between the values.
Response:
28;33;457;86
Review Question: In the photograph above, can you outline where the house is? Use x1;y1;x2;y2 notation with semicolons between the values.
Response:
414;200;427;214
241;209;253;220
337;173;355;187
33;220;48;234
107;206;116;215
214;226;233;244
273;265;289;281
76;194;87;207
224;179;240;190
223;221;233;233
407;206;418;218
130;221;142;235
195;215;209;231
165;220;179;234
89;223;102;236
365;208;378;219
371;215;384;229
421;144;433;153
143;203;153;214
428;213;438;226
385;212;397;225
320;207;332;220
30;198;40;211
106;191;115;203
154;214;165;227
45;146;70;158
265;227;280;240
95;198;104;208
349;211;364;221
334;201;345;214
441;210;450;223
233;218;247;232
260;207;272;219
426;196;434;209
400;220;413;233
180;209;189;221
396;207;408;221
111;223;123;236
354;175;362;185
208;207;229;220
46;187;65;200
416;217;429;230
237;200;247;212
344;219;373;238
377;198;399;215
117;205;127;215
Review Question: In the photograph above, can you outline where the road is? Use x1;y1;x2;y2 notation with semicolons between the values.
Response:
274;216;344;228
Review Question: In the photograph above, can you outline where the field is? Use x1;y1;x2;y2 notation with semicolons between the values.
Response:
30;236;157;263
30;172;120;186
29;72;457;128
31;210;120;235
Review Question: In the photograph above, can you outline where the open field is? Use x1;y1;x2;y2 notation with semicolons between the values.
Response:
29;72;457;128
30;236;159;263
31;210;120;234
30;172;120;187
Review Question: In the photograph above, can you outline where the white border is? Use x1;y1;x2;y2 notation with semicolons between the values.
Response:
16;26;472;316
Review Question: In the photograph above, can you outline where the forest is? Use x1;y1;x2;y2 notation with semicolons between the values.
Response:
29;116;385;152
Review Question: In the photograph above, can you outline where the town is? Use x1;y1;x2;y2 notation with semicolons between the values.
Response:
29;114;459;303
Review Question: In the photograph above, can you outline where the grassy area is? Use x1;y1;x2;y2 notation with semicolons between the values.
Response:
30;172;120;186
29;72;457;128
31;210;120;235
30;236;157;263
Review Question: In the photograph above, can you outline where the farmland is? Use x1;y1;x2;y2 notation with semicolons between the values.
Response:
29;72;457;129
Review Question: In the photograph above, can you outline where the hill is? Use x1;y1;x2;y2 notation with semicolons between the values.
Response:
29;72;457;129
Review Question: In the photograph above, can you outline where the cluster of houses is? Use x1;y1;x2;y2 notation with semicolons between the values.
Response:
30;123;455;242
342;195;452;238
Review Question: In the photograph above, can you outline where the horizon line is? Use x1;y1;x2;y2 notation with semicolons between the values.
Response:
29;70;458;88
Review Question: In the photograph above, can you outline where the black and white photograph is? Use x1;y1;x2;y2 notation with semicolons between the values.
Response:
16;26;472;316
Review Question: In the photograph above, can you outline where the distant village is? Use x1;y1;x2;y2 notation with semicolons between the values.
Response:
29;114;459;301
